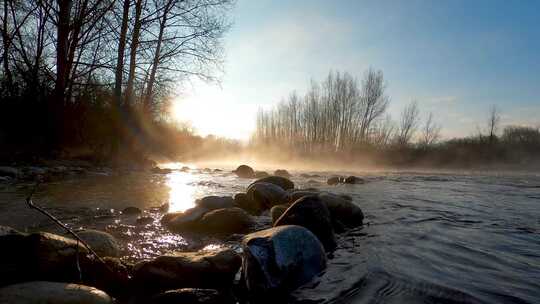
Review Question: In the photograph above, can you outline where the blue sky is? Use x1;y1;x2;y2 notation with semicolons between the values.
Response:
174;0;540;139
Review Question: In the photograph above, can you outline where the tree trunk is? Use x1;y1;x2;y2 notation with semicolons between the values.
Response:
114;0;130;106
125;0;143;106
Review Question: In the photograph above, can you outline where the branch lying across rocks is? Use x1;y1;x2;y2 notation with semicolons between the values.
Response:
24;181;112;277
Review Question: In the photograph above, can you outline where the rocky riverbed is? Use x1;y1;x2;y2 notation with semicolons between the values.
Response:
1;163;539;303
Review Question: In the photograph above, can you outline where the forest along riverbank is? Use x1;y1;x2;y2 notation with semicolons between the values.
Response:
1;164;539;303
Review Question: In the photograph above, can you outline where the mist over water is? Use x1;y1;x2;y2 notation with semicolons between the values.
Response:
0;163;538;303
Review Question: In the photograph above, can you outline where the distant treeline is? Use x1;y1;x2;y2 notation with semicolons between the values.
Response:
252;70;540;168
0;0;234;163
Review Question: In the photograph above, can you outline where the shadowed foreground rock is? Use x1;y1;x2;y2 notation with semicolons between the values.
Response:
274;196;337;252
161;206;208;231
151;288;235;304
250;175;295;190
234;193;263;215
242;225;327;298
319;192;364;228
133;249;241;294
0;281;112;304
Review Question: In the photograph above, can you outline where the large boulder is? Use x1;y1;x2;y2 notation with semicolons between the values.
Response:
198;207;253;234
273;169;291;178
0;281;112;304
26;232;91;282
274;196;337;252
234;193;263;215
133;249;241;294
161;206;208;232
242;226;327;297
318;192;364;229
250;176;294;191
195;196;235;210
233;165;254;178
77;229;121;258
246;182;287;210
151;288;234;304
284;190;319;205
0;229;121;289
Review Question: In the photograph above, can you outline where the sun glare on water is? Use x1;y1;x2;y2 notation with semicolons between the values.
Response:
170;82;256;140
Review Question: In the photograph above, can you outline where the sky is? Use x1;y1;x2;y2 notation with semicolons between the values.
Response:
172;0;540;140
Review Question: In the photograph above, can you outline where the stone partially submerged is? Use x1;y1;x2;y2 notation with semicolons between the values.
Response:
0;281;112;304
242;225;327;298
274;196;337;252
198;207;253;234
246;182;287;210
319;192;364;229
233;165;255;178
250;175;295;191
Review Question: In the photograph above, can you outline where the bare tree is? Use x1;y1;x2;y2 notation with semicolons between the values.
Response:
420;112;441;147
396;100;420;146
358;68;389;142
487;104;500;144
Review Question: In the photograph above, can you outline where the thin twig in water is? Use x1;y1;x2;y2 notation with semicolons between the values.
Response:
25;182;111;273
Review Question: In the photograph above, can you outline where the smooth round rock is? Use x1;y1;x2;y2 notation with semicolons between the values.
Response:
133;249;241;294
246;182;287;210
233;165;254;178
273;169;291;177
198;207;253;234
270;205;289;225
234;193;263;215
250;175;294;191
77;229;121;258
122;206;142;215
0;281;112;304
242;225;327;296
318;192;364;228
274;196;337;252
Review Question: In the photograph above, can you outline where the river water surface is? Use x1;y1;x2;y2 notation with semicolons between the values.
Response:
0;165;538;303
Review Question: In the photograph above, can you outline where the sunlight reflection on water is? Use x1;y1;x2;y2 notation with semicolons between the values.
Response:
166;171;197;212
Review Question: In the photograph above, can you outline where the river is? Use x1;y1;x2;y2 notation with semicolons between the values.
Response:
0;164;538;303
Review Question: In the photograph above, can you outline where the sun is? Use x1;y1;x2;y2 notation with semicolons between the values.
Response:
170;81;255;140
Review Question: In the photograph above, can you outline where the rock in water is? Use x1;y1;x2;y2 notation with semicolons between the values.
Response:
273;169;291;177
133;249;241;294
250;176;295;190
77;229;121;258
254;171;270;178
198;207;253;234
0;281;112;304
151;288;234;304
326;176;344;185
233;165;255;178
161;206;208;231
274;196;337;252
246;182;287;210
270;205;289;225
344;176;364;184
318;192;364;228
284;190;319;204
242;226;327;297
234;193;263;215
195;196;235;210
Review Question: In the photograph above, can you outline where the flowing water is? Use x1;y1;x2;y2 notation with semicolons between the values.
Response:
0;164;539;303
